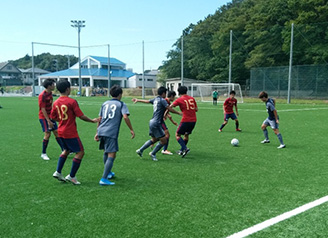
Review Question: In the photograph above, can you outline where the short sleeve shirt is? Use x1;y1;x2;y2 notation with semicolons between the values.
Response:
266;98;276;120
97;99;129;139
50;96;84;138
38;90;53;119
223;97;237;114
149;96;168;124
172;95;197;122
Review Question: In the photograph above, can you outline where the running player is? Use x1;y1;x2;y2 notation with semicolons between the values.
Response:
258;91;285;149
133;86;182;161
218;90;242;132
169;86;198;157
38;79;63;160
51;79;98;185
95;85;135;186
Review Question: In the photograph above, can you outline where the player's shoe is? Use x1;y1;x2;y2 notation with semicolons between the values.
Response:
41;153;50;160
177;150;183;155
181;148;190;158
161;150;173;155
53;171;66;182
107;172;115;179
277;144;286;149
149;152;158;161
261;139;270;144
218;129;222;132
236;128;242;132
99;178;115;186
65;175;81;185
136;149;143;157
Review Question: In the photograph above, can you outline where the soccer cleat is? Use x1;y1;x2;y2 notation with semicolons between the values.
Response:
261;139;270;144
218;129;222;132
65;175;81;185
136;149;143;157
277;144;286;149
177;150;183;155
99;178;115;186
161;150;173;155
149;152;158;161
41;153;50;161
107;171;115;179
181;148;190;158
53;171;66;182
236;128;242;132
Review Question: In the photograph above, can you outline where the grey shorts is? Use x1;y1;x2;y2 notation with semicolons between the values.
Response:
263;118;279;129
99;136;118;153
149;120;165;138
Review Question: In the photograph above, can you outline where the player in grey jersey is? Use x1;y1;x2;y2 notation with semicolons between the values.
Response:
133;86;182;161
95;85;135;186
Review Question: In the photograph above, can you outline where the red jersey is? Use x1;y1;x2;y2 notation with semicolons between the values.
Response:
50;96;84;138
224;97;237;114
172;95;197;122
38;90;53;119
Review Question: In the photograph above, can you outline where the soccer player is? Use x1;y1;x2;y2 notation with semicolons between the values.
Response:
133;86;182;161
95;85;135;186
51;79;99;185
258;91;286;149
169;85;198;157
218;90;242;132
212;90;218;105
161;90;178;155
38;78;63;160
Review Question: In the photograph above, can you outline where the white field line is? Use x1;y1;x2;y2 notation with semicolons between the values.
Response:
226;195;328;238
201;107;328;112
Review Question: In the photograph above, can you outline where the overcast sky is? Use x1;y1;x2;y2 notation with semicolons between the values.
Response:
0;0;230;73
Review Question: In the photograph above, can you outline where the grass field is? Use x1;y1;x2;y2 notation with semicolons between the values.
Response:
1;96;328;237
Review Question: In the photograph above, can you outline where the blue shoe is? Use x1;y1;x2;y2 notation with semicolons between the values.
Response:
107;172;115;179
99;178;115;186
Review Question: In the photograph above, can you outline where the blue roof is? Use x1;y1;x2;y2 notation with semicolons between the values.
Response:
88;56;125;66
42;68;135;78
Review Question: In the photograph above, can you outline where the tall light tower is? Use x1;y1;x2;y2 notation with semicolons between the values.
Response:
71;20;85;96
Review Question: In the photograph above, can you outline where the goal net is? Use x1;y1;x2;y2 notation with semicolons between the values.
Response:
190;83;243;103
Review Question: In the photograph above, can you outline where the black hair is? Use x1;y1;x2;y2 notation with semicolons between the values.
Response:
56;79;71;93
110;85;123;97
157;86;167;96
42;79;55;88
230;90;236;95
258;91;268;98
167;91;176;98
178;86;188;95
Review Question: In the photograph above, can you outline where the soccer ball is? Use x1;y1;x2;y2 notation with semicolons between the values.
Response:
231;138;239;146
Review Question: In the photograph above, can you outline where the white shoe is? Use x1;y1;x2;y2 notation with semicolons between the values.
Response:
261;140;270;144
277;144;286;149
65;175;81;185
149;152;158;161
53;171;66;182
161;150;173;155
41;153;50;160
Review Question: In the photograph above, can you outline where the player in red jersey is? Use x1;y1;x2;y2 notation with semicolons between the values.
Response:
50;79;98;185
169;86;198;157
218;90;241;132
38;79;63;161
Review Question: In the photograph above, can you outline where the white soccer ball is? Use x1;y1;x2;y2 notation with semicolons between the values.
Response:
231;138;239;146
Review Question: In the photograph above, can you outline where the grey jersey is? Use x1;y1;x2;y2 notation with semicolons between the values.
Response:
266;98;276;120
97;99;130;138
149;96;168;124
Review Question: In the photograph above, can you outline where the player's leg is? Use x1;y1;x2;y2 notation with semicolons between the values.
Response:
41;131;51;160
53;139;69;182
261;119;270;143
181;122;195;157
234;117;242;132
219;114;228;132
162;129;173;155
64;138;85;185
52;127;64;151
176;123;187;152
273;128;285;148
100;151;116;186
136;138;156;157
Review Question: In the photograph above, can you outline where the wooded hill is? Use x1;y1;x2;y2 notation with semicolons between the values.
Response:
160;0;328;86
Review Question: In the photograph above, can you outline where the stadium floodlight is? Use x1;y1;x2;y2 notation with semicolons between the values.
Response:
71;20;85;96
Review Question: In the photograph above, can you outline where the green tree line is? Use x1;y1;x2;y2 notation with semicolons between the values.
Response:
160;0;328;86
11;53;78;72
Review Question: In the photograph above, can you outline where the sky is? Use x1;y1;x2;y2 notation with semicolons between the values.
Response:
0;0;230;73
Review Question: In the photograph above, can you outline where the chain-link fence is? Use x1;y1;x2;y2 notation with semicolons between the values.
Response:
249;65;328;99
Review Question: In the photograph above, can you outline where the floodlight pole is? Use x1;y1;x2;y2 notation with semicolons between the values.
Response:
32;42;35;97
287;23;294;104
229;30;232;92
71;20;85;96
107;44;111;97
142;41;145;99
181;34;184;86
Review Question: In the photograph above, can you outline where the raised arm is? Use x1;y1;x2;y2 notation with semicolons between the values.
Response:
79;115;99;123
132;98;150;104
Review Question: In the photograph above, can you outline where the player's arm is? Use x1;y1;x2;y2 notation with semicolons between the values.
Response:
123;114;135;139
94;116;102;142
167;104;182;116
273;109;279;124
235;103;239;116
41;107;54;128
167;113;178;126
79;115;99;123
132;98;150;104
